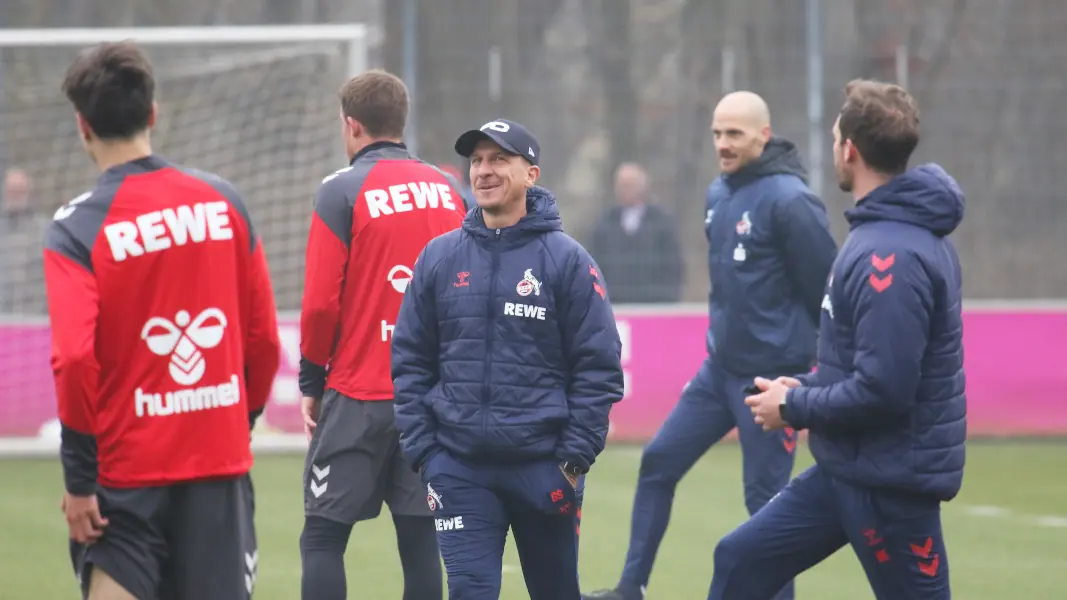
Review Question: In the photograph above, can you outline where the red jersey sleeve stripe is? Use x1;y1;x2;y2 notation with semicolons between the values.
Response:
245;240;281;413
43;248;100;434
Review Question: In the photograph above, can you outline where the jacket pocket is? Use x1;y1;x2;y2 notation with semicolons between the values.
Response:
869;486;940;523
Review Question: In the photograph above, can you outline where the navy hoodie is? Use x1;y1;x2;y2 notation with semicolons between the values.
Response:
704;138;838;377
783;163;967;501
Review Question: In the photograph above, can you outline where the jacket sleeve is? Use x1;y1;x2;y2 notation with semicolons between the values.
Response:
783;248;932;433
555;246;625;470
245;237;281;426
795;368;825;387
773;191;838;325
299;176;351;399
391;245;442;470
43;225;100;496
703;183;716;241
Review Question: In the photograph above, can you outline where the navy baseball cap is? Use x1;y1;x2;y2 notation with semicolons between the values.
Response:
454;119;540;166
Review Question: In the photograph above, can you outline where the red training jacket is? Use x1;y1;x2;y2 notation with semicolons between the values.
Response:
299;142;467;401
44;155;280;491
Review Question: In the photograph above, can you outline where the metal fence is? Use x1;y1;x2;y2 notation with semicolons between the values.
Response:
1;0;1064;312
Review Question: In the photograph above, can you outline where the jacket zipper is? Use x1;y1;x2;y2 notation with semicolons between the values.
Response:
482;228;502;447
709;196;736;359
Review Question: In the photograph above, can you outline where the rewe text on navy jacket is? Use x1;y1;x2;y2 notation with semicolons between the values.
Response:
391;186;625;472
783;163;967;501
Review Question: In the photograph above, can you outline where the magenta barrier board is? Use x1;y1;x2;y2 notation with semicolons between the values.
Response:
2;307;1066;440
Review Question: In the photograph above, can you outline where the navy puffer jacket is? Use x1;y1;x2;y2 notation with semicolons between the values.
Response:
392;186;624;471
784;164;967;501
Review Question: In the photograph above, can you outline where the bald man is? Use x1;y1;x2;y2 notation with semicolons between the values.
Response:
1;167;48;313
585;162;684;303
2;168;31;213
583;92;837;600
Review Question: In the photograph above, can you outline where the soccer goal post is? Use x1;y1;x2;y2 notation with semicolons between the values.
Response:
0;25;369;457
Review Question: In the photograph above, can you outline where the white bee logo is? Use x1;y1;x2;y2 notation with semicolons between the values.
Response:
141;308;228;386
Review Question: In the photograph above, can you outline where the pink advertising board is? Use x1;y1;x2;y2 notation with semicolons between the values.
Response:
2;306;1065;440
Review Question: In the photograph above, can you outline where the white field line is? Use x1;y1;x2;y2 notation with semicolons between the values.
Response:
957;504;1067;528
530;448;1067;532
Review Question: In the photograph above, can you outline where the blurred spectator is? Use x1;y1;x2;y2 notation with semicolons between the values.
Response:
1;167;48;314
585;162;684;303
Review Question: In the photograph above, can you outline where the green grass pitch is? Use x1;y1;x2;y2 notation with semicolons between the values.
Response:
1;441;1064;599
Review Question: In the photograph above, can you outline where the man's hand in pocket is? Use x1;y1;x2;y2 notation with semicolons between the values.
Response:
559;464;579;490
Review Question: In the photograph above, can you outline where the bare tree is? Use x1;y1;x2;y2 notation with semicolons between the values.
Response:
382;0;563;167
583;0;637;203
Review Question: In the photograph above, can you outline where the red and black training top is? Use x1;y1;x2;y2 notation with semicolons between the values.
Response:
299;142;467;402
43;155;281;494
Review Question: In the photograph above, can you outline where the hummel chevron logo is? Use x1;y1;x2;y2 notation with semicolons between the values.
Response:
782;427;797;453
910;536;934;558
54;191;91;221
310;464;330;498
169;352;200;376
244;550;258;594
868;273;893;293
869;253;896;293
871;253;895;272
910;536;940;576
917;554;940;577
141;307;227;386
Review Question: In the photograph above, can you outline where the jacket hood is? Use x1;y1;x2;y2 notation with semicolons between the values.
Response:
463;185;563;239
725;137;808;189
845;163;965;237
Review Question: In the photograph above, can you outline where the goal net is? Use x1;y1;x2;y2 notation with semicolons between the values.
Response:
0;25;368;455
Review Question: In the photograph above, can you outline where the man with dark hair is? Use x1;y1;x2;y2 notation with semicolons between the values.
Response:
586;91;836;600
391;118;625;599
48;41;281;600
298;68;467;600
710;79;966;600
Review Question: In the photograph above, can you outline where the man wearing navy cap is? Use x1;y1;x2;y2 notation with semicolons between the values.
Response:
391;118;625;599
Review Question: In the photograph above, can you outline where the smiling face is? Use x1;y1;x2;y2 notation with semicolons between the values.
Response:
467;138;539;213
